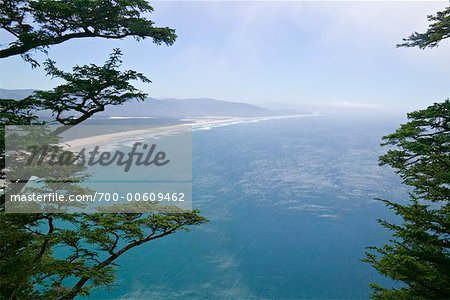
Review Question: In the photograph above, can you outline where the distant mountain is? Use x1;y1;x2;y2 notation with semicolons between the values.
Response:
100;98;276;118
0;88;294;118
0;88;34;100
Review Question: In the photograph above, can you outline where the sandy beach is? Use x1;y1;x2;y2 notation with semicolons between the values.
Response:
62;114;319;150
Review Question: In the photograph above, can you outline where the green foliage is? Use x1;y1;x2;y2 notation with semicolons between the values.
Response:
0;1;207;299
33;48;150;126
0;211;207;299
379;100;450;202
0;98;40;125
364;102;450;299
0;0;177;66
365;7;450;299
397;7;450;49
0;97;42;176
364;197;450;299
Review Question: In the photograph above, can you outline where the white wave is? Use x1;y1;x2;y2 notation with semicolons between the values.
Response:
285;203;329;211
193;113;324;131
194;126;212;131
108;116;156;119
316;214;339;218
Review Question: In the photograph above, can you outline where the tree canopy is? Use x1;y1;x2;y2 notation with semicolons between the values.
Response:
0;0;176;66
365;5;450;300
379;101;450;202
0;1;207;299
36;48;150;125
397;7;450;49
364;101;450;299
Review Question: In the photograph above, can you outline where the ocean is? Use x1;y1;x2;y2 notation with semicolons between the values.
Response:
87;114;407;299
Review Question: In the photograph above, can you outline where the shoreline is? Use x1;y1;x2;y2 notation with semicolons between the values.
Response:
63;114;322;150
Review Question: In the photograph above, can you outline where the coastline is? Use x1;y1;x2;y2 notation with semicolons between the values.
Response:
63;114;322;150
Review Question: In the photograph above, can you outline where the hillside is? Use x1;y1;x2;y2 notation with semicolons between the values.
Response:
0;89;289;118
0;88;35;100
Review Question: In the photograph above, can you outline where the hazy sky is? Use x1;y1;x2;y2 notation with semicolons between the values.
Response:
0;1;449;113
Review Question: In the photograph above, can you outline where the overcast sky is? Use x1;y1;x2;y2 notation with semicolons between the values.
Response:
0;1;449;113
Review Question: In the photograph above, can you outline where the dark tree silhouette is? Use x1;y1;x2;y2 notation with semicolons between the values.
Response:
0;1;206;299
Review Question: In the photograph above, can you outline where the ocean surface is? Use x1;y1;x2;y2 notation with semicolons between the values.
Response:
86;114;407;299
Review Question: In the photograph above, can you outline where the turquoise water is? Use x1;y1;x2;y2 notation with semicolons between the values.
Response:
88;114;406;299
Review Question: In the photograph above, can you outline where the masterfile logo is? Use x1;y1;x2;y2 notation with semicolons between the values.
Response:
4;125;192;214
24;142;170;172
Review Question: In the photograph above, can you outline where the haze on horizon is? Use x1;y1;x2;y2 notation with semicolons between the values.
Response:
0;1;449;115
